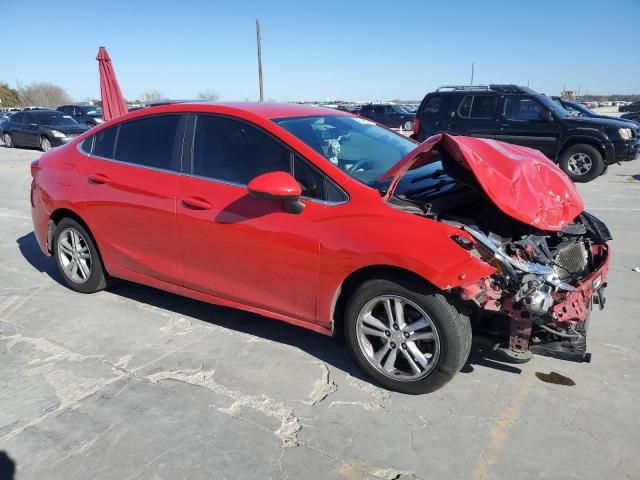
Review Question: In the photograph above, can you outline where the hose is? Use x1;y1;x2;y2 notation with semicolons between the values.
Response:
539;324;582;339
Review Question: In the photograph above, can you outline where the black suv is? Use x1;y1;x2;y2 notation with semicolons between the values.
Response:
56;104;104;128
360;104;415;131
413;85;640;182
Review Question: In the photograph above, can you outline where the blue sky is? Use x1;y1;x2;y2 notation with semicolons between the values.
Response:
2;0;639;101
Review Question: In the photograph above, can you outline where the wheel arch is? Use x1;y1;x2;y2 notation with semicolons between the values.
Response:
330;264;439;337
48;208;95;254
558;137;607;162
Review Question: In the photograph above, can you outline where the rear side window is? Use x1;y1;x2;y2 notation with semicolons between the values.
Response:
457;95;497;119
93;127;117;159
11;112;24;124
114;115;181;170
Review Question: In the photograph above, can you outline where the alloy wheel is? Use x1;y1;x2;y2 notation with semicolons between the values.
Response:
57;228;92;284
3;133;12;147
403;120;413;131
40;137;51;152
567;152;593;176
356;295;440;382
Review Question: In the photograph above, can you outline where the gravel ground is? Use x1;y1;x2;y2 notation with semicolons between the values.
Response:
0;144;639;480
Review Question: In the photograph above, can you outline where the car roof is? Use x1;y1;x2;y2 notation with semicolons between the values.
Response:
150;101;348;120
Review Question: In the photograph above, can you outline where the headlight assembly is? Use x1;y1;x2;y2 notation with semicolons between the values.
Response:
618;128;632;140
50;130;67;138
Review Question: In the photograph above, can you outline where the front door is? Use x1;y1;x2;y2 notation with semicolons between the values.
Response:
177;114;327;322
81;114;185;284
496;96;562;157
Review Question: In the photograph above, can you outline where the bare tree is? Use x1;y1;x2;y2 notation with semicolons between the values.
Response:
17;82;73;108
141;90;165;104
197;90;220;102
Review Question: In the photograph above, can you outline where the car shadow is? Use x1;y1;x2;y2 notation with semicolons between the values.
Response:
17;231;522;388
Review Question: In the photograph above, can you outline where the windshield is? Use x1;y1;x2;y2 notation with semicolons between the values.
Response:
33;113;79;126
274;114;417;186
537;95;570;118
78;105;103;117
392;105;410;114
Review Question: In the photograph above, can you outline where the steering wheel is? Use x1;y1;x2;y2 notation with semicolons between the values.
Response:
346;159;371;174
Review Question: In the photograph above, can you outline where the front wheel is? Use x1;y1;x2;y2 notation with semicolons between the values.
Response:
53;218;109;293
40;136;52;152
402;120;414;132
559;144;605;182
344;276;471;394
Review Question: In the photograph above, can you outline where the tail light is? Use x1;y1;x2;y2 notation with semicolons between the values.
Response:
413;117;420;135
30;160;40;178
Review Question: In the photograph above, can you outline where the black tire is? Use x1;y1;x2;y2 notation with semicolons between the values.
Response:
559;144;605;183
344;275;471;394
53;218;109;293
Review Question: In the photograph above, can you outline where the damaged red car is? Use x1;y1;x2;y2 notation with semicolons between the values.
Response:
30;102;611;394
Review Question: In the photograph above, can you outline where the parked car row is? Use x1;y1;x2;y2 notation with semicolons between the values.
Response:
1;109;89;151
411;85;639;182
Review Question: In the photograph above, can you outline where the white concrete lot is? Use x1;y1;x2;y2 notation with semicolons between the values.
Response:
0;136;639;479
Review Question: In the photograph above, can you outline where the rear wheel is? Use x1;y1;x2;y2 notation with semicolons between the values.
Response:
559;144;605;182
344;276;471;394
53;218;108;293
3;133;13;148
40;136;52;152
403;120;414;131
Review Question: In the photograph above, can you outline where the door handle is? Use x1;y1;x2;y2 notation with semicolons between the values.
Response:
182;196;212;210
88;173;109;184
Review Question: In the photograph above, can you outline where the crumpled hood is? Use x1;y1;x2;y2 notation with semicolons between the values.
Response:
379;133;584;232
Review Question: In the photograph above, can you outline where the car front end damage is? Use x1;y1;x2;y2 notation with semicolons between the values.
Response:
380;133;613;364
456;211;610;362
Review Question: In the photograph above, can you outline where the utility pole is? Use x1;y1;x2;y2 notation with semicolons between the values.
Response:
470;62;474;85
256;19;264;102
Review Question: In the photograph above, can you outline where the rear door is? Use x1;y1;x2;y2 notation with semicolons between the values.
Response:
176;113;330;322
447;94;499;138
496;96;562;157
81;114;186;284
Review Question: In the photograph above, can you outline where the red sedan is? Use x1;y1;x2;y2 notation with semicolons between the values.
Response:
30;102;611;393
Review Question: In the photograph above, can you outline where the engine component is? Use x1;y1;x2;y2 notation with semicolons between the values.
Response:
523;287;553;315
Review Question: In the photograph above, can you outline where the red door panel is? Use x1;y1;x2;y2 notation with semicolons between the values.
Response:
177;175;325;323
81;157;181;284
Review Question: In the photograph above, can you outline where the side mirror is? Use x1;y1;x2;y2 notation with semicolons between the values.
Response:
247;171;305;214
539;110;554;122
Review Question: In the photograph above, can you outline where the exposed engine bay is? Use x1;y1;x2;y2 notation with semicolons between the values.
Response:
388;145;611;363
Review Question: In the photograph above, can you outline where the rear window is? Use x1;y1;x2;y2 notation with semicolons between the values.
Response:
422;96;443;114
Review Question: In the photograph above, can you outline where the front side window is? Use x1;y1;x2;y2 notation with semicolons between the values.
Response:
114;115;181;170
275;114;416;187
192;115;335;201
31;112;78;126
